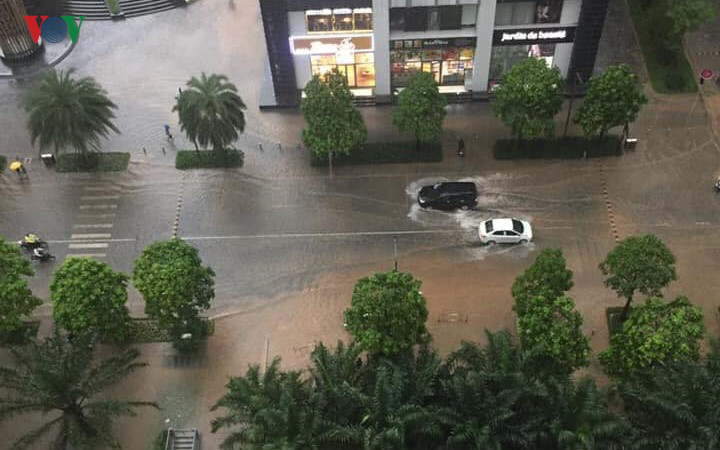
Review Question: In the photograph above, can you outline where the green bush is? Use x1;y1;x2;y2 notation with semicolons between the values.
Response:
123;317;214;343
56;152;129;173
494;136;623;160
175;149;244;169
106;0;121;14
0;321;39;346
151;429;168;450
0;155;6;172
310;141;442;166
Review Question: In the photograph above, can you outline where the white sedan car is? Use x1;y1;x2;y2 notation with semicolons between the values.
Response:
479;218;533;245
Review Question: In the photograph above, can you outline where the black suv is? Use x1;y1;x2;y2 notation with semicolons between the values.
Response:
417;182;478;210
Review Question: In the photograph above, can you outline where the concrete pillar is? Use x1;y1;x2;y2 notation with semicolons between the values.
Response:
0;0;41;61
471;0;497;94
372;0;392;101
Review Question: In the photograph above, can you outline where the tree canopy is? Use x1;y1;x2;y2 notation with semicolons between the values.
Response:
50;257;130;343
492;58;564;140
343;270;429;357
575;64;647;138
23;69;119;156
392;71;447;148
301;71;367;159
0;236;41;335
600;296;705;377
512;248;574;315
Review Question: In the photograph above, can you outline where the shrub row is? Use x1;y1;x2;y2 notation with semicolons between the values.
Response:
494;136;623;160
125;317;215;343
176;149;244;170
310;141;442;167
57;152;130;173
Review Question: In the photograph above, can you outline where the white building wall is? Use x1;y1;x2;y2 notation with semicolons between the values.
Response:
553;42;573;77
471;0;497;93
560;0;582;24
288;11;306;35
373;0;392;98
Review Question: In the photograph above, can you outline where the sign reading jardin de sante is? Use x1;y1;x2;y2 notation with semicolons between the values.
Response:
493;27;576;45
23;16;85;44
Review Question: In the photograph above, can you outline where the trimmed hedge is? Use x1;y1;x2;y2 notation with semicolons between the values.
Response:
176;149;244;169
57;152;130;173
0;155;6;172
310;141;442;166
494;136;623;160
125;317;215;343
0;321;40;346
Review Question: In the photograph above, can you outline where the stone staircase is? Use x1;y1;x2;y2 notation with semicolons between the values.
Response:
165;428;198;450
62;0;184;20
444;91;474;104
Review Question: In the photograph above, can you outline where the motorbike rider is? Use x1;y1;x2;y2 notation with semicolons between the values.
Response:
715;178;720;193
23;233;42;249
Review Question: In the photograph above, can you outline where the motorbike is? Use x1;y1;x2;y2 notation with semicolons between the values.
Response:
31;245;55;262
714;181;720;194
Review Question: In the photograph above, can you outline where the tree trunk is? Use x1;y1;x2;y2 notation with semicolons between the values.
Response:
415;137;421;152
328;151;334;178
193;139;199;152
620;295;633;321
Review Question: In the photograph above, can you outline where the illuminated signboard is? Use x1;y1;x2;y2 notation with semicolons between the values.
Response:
492;27;576;45
290;34;374;55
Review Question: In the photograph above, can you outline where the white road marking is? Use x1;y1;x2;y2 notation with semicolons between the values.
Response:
696;221;711;225
48;238;134;244
79;205;117;210
82;186;115;191
73;224;114;229
182;230;461;241
77;213;116;219
71;233;112;239
66;253;107;259
81;195;120;200
68;243;109;249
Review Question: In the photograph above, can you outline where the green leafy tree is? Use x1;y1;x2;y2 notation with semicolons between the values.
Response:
512;248;574;316
133;239;215;349
492;58;564;142
620;343;720;449
599;234;677;320
0;330;157;450
23;69;119;157
518;295;590;375
344;271;428;357
0;236;41;335
301;71;368;164
664;0;715;42
575;64;647;138
173;73;246;153
392;71;447;150
600;296;705;377
50;258;130;343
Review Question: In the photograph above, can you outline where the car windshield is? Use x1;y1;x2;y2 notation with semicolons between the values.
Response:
485;220;494;232
512;219;524;233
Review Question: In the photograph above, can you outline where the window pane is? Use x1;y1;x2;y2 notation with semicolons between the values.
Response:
353;12;373;30
439;6;461;30
355;52;374;64
356;64;375;87
536;0;563;23
334;13;353;31
494;3;513;25
461;5;477;26
428;8;440;31
512;2;535;25
307;12;332;32
389;8;405;31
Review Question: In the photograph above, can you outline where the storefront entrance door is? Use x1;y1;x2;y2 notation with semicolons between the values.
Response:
337;65;356;87
422;61;441;84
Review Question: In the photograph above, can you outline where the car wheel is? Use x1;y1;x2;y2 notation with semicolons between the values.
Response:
487;240;496;246
519;239;528;245
461;205;469;211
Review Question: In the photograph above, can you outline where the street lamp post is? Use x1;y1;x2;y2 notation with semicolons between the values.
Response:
393;236;398;271
563;72;584;138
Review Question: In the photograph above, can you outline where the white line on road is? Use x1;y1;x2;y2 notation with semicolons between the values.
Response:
82;186;116;191
73;224;114;229
696;221;711;225
76;213;116;219
66;253;107;259
182;230;461;241
81;195;121;200
68;243;109;249
78;205;117;210
48;238;134;244
71;233;112;239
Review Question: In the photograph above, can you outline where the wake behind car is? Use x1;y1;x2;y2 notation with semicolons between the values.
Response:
417;182;477;210
479;218;533;245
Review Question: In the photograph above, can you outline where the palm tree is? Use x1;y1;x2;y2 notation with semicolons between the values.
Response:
620;345;720;450
173;73;246;153
0;331;157;450
23;69;119;158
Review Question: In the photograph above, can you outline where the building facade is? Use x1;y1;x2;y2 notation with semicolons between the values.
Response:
260;0;610;107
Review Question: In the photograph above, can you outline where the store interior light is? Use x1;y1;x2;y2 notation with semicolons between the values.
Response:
306;9;332;15
333;8;352;14
353;8;372;13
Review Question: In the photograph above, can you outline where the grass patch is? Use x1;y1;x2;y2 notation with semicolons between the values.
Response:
56;152;130;173
627;0;697;93
310;141;442;166
0;155;6;172
175;149;244;169
126;318;215;343
106;0;121;14
494;136;623;160
0;321;40;346
606;307;628;338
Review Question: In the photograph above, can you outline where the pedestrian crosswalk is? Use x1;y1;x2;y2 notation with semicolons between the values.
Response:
65;185;123;260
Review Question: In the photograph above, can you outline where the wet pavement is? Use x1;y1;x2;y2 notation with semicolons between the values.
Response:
2;0;720;448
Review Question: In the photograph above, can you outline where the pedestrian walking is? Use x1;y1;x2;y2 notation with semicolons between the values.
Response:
164;124;173;139
10;158;26;177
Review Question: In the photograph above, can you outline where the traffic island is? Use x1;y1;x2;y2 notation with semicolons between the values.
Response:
56;152;130;172
493;136;623;160
310;141;442;166
175;149;244;170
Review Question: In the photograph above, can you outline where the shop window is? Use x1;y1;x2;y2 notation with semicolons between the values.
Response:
535;0;563;23
389;8;405;31
404;7;428;32
333;9;353;31
311;53;375;88
391;46;475;88
439;6;462;30
461;5;478;27
353;8;373;30
307;10;333;32
494;0;563;25
428;7;440;31
307;7;374;33
488;43;556;86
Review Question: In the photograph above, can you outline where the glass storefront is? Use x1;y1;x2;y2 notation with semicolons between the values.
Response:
391;40;474;88
306;8;373;33
488;43;556;90
311;52;376;87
